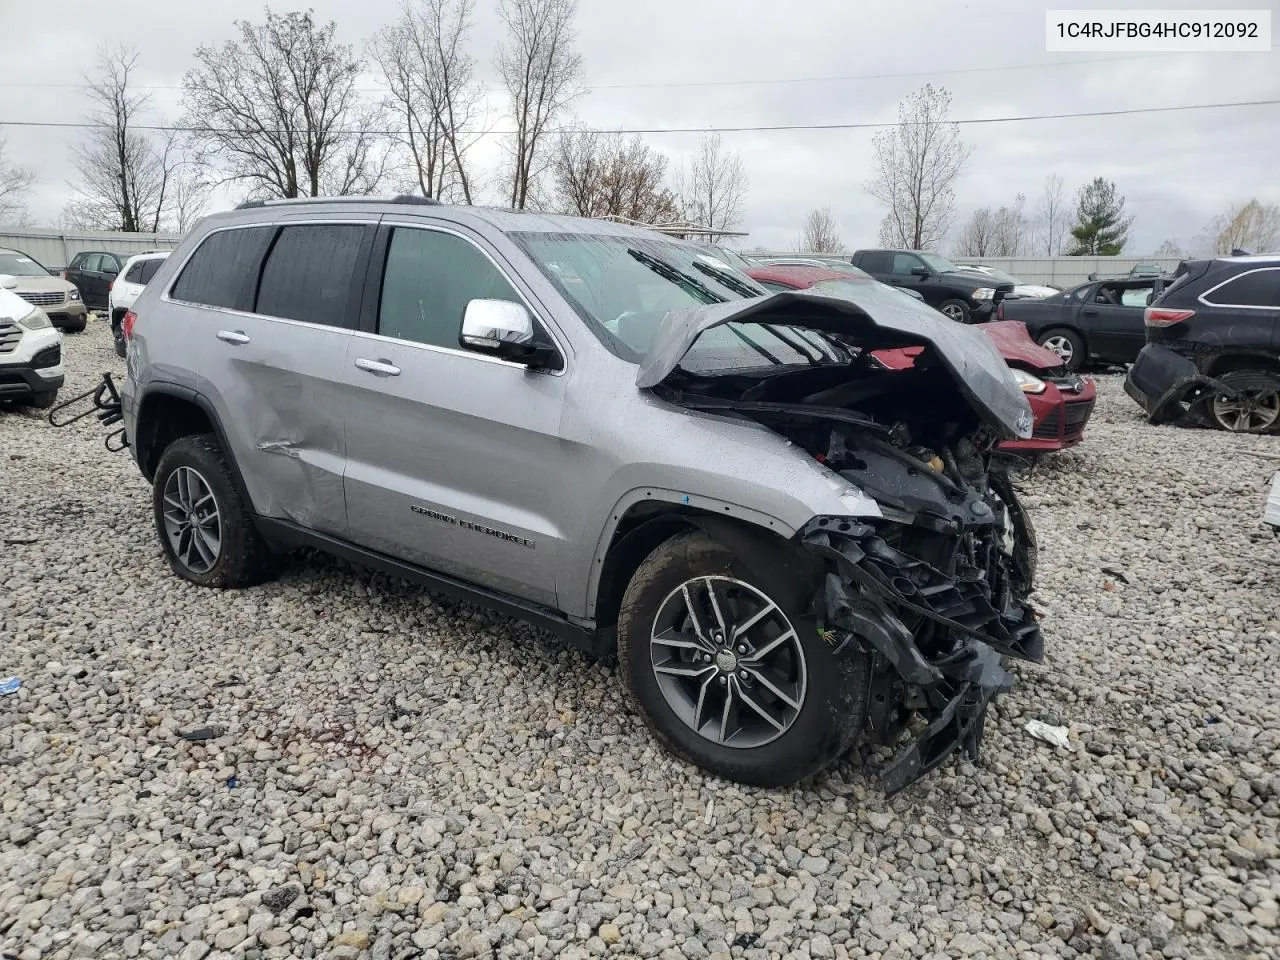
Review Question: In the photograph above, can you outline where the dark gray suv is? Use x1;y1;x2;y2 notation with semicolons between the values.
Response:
119;196;1044;793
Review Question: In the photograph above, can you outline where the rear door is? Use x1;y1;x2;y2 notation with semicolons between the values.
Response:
1083;281;1152;361
340;221;568;606
162;219;373;537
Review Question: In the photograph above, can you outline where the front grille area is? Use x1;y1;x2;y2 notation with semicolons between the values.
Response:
1033;398;1096;441
18;291;63;306
0;321;20;354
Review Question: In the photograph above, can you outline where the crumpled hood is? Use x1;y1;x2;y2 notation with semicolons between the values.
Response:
636;284;1035;439
974;320;1067;372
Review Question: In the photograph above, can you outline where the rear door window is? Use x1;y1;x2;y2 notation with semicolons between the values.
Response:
124;261;147;283
858;251;893;273
171;227;274;311
254;224;367;328
1204;268;1280;308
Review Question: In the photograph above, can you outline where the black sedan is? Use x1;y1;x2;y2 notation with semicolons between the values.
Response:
996;277;1163;371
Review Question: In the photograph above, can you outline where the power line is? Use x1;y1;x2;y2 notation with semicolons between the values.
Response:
0;53;1173;95
0;99;1275;137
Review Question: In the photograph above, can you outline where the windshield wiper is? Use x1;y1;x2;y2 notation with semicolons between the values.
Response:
627;249;725;304
690;259;765;299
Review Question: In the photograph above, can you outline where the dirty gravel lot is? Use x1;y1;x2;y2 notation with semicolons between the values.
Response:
2;320;1278;960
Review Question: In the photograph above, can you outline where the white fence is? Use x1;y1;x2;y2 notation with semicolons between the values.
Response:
758;253;1185;289
0;227;183;272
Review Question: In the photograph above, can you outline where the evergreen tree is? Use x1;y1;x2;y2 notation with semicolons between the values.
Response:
1067;178;1131;255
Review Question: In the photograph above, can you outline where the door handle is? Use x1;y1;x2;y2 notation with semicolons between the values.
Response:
1082;309;1099;317
355;357;401;377
216;330;251;345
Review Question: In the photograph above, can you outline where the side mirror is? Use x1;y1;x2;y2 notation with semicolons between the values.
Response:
910;266;931;278
460;299;557;369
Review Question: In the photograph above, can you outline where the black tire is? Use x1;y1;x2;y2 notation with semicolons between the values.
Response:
938;299;971;323
152;434;278;588
1036;327;1086;372
1194;370;1280;435
61;321;87;334
22;391;57;410
617;530;869;787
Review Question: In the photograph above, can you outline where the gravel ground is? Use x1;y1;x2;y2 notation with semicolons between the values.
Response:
2;319;1278;960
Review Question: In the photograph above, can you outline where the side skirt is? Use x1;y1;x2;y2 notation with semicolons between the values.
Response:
254;517;606;658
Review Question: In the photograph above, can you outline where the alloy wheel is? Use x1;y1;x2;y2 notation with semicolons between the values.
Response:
941;303;965;321
161;466;222;573
649;576;807;749
1211;388;1280;433
1042;335;1074;365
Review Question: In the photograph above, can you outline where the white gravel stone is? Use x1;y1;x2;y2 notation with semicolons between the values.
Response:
2;325;1278;959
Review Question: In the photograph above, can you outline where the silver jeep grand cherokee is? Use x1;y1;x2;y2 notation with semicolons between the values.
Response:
119;196;1044;793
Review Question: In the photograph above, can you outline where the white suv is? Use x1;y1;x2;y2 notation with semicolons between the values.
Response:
109;252;169;357
0;283;63;409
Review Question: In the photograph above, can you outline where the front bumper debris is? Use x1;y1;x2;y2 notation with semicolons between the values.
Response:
801;516;1043;795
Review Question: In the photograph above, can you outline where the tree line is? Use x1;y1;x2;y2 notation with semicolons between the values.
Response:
0;0;747;234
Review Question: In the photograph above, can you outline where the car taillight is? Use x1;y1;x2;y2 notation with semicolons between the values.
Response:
1144;307;1195;327
122;310;138;340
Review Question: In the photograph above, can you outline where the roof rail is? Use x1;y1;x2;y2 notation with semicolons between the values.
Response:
234;194;441;211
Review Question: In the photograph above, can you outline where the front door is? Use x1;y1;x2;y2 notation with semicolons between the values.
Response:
341;223;568;606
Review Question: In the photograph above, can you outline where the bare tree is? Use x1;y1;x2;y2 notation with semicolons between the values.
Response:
797;207;842;253
955;207;997;257
1152;238;1185;259
495;0;582;210
676;134;748;231
550;128;678;223
1200;199;1280;255
68;45;177;232
866;84;970;250
373;0;483;203
0;138;35;225
167;162;213;233
183;10;388;200
1035;174;1069;255
990;193;1027;256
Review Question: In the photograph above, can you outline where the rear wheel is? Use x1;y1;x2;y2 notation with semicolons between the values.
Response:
1201;371;1280;434
20;391;57;410
152;434;278;588
1037;327;1086;371
617;530;868;787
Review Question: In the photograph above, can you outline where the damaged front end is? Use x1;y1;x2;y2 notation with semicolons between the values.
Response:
644;286;1045;793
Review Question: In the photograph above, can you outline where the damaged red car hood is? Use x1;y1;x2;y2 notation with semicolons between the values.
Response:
973;321;1065;371
635;285;1036;440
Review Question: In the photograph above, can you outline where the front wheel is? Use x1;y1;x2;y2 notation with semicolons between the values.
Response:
1200;371;1280;434
938;299;971;323
617;531;868;787
152;434;278;588
1036;327;1086;371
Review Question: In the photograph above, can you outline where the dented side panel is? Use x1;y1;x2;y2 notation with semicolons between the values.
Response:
188;311;352;537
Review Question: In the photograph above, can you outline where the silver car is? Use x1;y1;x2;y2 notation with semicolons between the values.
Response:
119;197;1043;793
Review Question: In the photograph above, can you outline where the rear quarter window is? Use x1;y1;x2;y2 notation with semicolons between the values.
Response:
139;258;165;284
124;261;147;283
1203;268;1280;308
170;227;274;311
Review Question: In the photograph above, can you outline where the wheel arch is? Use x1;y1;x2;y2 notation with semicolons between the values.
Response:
590;502;818;644
1203;352;1280;377
133;386;253;509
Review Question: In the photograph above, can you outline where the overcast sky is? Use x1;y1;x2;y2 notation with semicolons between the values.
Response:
1;0;1277;254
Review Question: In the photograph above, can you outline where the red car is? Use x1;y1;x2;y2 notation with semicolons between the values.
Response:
744;264;1097;453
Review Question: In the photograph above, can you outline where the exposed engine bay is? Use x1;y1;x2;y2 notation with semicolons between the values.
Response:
654;348;1045;794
